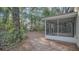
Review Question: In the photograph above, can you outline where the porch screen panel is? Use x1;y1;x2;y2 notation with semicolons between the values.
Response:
46;20;57;35
46;17;76;37
58;18;75;37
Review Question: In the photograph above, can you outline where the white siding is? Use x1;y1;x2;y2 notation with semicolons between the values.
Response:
76;11;79;47
46;35;76;43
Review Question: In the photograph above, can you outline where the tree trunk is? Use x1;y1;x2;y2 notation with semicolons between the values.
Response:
12;7;20;39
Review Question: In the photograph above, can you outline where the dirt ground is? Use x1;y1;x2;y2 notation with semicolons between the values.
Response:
11;32;79;51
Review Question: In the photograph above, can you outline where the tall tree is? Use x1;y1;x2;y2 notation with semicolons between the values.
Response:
12;7;20;39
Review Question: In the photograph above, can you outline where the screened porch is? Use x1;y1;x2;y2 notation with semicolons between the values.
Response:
44;13;77;37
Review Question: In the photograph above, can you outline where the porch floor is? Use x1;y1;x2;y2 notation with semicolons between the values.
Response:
11;32;79;51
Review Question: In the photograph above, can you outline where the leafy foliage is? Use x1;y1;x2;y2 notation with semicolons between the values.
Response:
0;8;26;50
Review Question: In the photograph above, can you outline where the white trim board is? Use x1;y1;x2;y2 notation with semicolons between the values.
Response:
45;35;76;43
42;12;77;20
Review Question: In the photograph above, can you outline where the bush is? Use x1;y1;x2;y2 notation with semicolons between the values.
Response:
0;18;26;50
33;24;44;32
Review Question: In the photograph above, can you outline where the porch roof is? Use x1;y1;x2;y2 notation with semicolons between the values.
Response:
42;12;77;20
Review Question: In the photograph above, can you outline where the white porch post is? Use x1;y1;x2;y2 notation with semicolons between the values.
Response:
45;20;46;36
49;23;50;35
57;19;59;35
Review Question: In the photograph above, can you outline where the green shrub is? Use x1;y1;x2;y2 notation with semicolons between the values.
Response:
33;24;44;32
0;18;26;50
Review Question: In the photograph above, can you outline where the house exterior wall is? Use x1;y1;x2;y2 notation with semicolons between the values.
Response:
44;10;79;47
46;35;76;43
45;12;79;46
72;7;79;47
76;10;79;47
45;19;76;43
